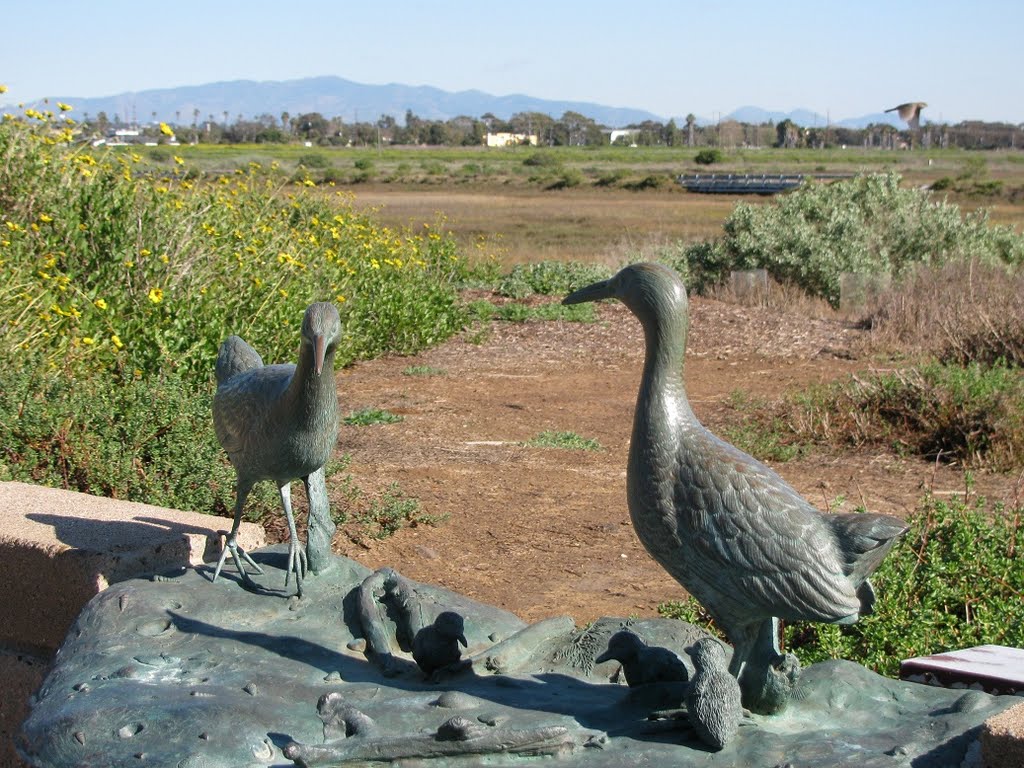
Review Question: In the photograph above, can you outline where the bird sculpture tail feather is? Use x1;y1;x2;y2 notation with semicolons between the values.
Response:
215;335;264;384
829;513;909;587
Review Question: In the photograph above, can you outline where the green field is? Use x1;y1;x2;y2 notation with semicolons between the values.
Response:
133;143;1024;265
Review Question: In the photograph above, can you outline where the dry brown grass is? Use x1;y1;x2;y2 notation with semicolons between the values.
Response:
343;184;739;267
707;273;840;320
867;260;1024;365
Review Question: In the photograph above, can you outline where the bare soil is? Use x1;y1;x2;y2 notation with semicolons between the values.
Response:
270;297;1022;626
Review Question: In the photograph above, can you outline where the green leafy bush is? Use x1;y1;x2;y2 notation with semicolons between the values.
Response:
0;367;276;519
683;173;1024;304
661;494;1024;677
497;260;613;298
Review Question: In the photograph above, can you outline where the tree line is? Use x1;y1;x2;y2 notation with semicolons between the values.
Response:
82;107;1023;151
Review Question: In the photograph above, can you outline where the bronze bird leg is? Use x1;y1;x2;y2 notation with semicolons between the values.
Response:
213;478;265;588
279;482;308;597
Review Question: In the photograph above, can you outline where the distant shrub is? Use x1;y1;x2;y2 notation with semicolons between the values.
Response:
699;173;1024;304
547;168;584;189
522;153;561;167
694;148;722;165
595;169;627;187
624;174;670;191
298;152;329;169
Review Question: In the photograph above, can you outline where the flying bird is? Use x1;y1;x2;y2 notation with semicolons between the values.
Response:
212;302;341;597
885;102;928;130
563;264;907;714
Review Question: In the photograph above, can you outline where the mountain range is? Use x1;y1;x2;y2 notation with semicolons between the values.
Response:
5;75;916;130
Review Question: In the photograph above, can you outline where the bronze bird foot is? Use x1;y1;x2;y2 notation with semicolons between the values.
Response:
285;537;308;598
212;530;265;589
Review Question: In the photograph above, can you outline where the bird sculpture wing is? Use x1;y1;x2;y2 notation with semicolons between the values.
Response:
677;429;866;624
213;363;296;459
215;335;265;385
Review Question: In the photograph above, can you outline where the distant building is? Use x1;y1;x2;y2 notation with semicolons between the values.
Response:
485;132;538;147
609;129;640;146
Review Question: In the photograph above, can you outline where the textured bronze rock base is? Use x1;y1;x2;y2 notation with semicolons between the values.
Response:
19;547;1020;767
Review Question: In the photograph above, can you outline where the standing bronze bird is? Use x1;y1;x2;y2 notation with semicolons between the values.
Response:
564;264;907;714
212;302;341;597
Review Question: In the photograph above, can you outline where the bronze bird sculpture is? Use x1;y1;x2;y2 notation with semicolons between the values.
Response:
595;630;689;687
212;302;341;597
563;263;907;714
413;611;468;677
685;638;742;750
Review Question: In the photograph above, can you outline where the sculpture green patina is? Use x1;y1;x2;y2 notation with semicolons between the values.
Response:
212;302;341;596
563;263;909;715
19;549;1017;767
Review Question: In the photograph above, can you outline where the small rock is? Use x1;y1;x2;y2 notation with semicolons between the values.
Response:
347;638;368;653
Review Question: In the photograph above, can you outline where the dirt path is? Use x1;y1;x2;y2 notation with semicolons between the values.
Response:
273;297;1021;626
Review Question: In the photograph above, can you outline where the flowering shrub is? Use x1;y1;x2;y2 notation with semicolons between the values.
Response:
0;103;470;509
0;107;469;387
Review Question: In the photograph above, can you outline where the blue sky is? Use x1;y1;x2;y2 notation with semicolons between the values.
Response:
3;0;1021;123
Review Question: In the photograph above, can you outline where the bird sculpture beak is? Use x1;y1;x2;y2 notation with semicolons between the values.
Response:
594;649;613;664
458;633;468;648
563;278;614;306
313;334;328;376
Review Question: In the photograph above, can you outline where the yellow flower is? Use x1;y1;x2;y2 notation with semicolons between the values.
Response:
173;155;184;165
0;85;7;94
38;214;53;223
147;287;163;304
57;102;73;112
159;122;174;137
139;248;151;257
111;334;124;349
94;298;108;310
82;336;95;345
336;294;347;304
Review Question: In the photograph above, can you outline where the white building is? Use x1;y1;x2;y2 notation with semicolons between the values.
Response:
485;132;538;147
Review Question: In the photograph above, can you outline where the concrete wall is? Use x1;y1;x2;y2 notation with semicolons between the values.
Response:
0;482;265;768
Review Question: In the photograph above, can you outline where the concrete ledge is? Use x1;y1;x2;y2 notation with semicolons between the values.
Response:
0;481;265;654
982;700;1024;768
0;481;266;768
